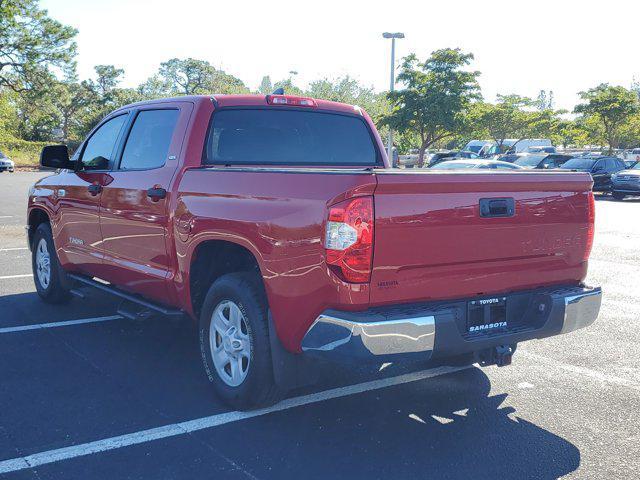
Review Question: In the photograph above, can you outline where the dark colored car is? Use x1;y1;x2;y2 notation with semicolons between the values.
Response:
611;162;640;200
559;156;626;192
514;154;574;170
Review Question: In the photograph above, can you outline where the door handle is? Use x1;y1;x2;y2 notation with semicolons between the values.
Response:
88;184;102;196
147;187;167;201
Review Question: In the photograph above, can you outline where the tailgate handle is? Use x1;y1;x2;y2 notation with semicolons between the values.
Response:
479;198;515;218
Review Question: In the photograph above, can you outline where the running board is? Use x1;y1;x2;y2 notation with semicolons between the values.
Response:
68;274;185;318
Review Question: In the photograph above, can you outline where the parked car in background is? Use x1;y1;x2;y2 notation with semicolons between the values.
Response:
463;140;499;157
525;146;557;154
625;148;640;163
623;159;638;169
429;159;523;170
611;162;640;200
427;151;458;167
560;156;626;192
0;151;14;172
514;153;574;169
454;150;481;159
504;139;553;154
427;150;482;167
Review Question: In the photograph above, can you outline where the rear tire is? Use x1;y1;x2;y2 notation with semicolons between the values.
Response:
198;272;282;410
31;223;71;304
612;192;626;201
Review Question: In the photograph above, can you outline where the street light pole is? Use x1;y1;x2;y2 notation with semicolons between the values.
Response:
382;32;404;167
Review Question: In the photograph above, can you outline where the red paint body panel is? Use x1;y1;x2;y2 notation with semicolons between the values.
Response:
28;94;596;354
175;168;376;351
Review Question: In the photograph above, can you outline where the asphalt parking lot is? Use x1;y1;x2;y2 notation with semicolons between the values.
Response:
1;172;639;479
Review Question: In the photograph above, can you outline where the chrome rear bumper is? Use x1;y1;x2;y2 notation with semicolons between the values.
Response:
301;285;601;362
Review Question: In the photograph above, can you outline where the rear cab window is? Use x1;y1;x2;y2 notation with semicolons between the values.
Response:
204;109;380;166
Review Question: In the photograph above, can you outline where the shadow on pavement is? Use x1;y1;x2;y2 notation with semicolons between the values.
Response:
205;367;581;480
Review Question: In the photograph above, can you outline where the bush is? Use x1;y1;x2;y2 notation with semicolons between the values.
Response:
0;138;50;167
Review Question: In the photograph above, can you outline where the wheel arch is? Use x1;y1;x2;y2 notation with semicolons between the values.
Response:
187;239;265;318
27;207;51;249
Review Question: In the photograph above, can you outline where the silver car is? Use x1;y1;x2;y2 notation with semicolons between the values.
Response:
0;152;14;173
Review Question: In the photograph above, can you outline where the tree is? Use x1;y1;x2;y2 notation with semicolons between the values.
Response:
152;58;249;96
272;78;304;96
574;84;639;154
469;95;555;153
307;76;389;118
618;114;640;149
50;79;96;142
92;65;124;97
0;0;77;91
159;58;215;95
536;89;554;110
550;118;589;149
380;49;480;166
257;76;273;94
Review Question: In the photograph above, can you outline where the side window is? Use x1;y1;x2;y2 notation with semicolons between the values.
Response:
80;115;127;170
593;160;605;171
119;109;180;170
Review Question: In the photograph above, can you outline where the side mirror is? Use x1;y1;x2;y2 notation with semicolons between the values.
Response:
40;145;73;170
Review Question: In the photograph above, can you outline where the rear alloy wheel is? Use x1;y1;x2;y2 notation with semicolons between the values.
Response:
199;272;282;410
209;300;251;387
31;222;71;303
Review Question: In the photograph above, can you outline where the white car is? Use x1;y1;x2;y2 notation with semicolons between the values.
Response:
0;154;14;173
429;159;524;170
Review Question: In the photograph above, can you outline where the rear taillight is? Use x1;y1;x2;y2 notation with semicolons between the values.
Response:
325;197;374;283
584;191;595;261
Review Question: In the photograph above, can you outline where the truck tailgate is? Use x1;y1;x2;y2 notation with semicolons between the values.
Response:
370;171;594;305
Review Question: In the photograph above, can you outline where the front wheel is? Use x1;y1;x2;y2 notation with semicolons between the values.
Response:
31;223;71;303
199;272;282;410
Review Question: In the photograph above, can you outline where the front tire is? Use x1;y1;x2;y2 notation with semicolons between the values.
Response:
198;272;282;410
32;223;72;304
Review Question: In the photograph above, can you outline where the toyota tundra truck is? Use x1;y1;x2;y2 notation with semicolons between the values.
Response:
28;94;602;409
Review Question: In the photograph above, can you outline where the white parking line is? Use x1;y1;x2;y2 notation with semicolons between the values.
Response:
0;215;13;219
0;274;32;280
0;365;470;474
0;247;28;252
0;315;123;334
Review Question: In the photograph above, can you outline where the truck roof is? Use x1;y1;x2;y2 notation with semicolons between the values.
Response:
114;94;362;116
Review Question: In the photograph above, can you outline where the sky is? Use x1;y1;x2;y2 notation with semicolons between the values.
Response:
41;0;639;112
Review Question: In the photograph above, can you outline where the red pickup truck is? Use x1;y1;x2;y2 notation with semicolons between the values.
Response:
28;94;602;409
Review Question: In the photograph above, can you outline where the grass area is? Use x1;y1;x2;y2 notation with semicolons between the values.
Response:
0;138;49;167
